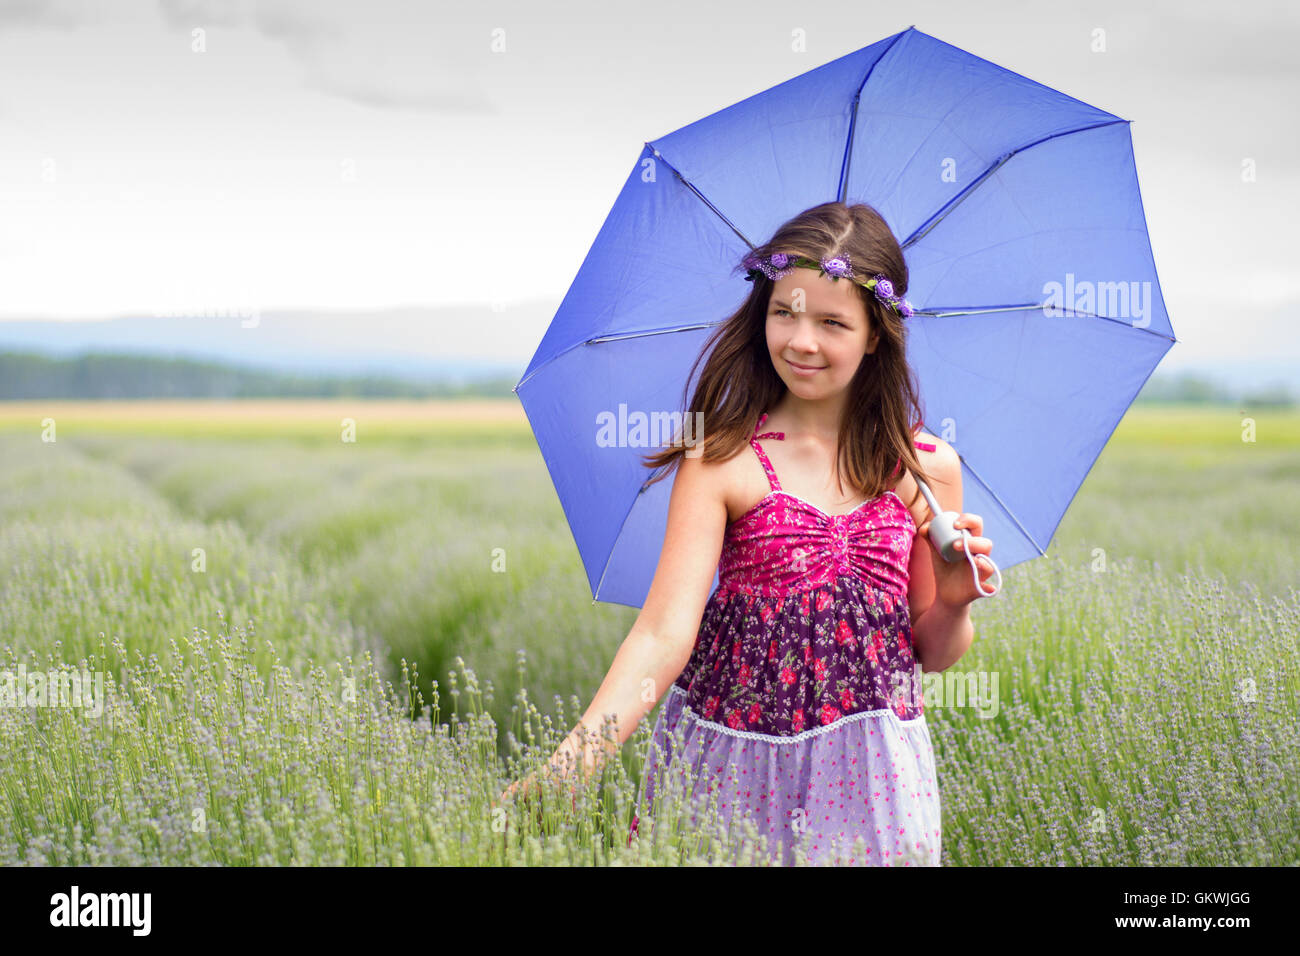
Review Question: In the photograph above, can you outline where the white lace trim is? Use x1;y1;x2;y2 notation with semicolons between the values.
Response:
663;682;925;744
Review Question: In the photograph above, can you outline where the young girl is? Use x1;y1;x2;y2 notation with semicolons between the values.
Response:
505;201;998;865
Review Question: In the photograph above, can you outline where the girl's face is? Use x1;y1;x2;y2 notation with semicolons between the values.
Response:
766;269;878;399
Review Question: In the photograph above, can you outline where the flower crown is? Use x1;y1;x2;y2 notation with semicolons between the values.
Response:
742;251;914;318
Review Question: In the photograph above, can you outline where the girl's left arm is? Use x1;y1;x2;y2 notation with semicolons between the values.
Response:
906;440;976;672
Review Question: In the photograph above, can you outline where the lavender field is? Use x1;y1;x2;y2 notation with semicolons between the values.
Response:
0;401;1296;865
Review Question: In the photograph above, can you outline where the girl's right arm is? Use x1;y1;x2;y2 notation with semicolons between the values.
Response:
541;442;729;777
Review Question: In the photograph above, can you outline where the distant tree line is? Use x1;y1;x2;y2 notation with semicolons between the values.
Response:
1133;371;1295;407
0;350;1292;406
0;351;518;399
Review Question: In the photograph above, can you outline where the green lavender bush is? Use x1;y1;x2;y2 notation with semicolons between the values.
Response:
0;405;1295;865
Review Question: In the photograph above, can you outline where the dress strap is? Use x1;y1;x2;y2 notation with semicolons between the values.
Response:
750;412;784;493
891;426;936;477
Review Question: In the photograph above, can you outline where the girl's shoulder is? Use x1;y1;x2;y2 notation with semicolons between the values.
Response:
895;432;959;528
909;433;962;487
912;430;956;464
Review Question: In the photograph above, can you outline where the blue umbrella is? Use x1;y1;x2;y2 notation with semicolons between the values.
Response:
515;25;1177;608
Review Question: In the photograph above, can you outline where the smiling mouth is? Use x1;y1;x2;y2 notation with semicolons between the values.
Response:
787;360;826;370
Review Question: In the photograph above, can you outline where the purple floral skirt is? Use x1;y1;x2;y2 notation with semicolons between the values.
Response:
628;574;941;866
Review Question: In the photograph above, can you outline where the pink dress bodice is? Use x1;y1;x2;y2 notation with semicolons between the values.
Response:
716;413;937;602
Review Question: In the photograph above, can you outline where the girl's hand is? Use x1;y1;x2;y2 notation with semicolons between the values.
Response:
917;512;998;605
495;764;580;818
497;772;540;806
494;726;615;817
496;771;571;828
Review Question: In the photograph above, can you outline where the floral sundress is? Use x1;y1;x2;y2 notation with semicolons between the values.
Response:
629;412;942;866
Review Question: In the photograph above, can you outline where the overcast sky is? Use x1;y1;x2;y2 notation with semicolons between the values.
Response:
0;0;1296;370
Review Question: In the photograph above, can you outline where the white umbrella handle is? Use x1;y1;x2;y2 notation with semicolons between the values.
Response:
912;473;1002;598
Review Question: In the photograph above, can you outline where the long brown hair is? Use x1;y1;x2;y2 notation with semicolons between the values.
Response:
642;200;931;512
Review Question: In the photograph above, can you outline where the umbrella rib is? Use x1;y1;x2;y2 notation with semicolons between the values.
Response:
645;144;756;251
923;303;1176;342
901;119;1130;251
927;303;1054;315
585;321;722;344
931;437;1049;558
514;322;724;391
837;90;861;205
589;471;669;604
838;28;912;204
514;145;752;393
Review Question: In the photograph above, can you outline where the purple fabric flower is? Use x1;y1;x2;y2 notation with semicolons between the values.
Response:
769;252;790;269
821;255;852;278
899;299;914;317
874;276;894;298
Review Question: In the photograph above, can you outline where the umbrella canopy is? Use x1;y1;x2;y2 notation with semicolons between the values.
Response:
516;25;1177;608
